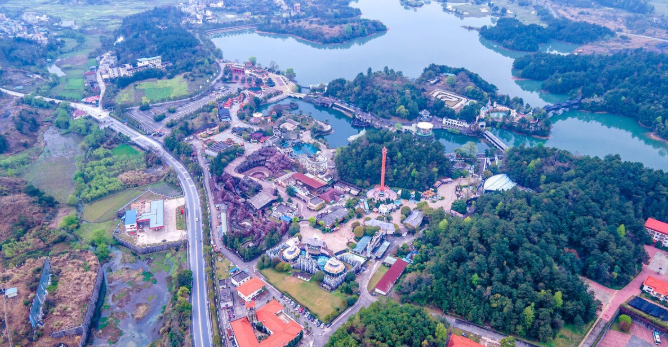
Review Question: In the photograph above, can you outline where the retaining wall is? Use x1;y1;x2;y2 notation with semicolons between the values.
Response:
50;266;104;347
113;234;186;254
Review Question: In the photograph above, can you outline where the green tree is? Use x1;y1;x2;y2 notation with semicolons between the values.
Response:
395;105;409;119
618;314;632;332
617;224;626;238
500;336;516;347
249;56;257;65
286;68;296;80
312;271;325;283
286;186;297;197
554;291;563;308
354;226;365;238
451;199;467;214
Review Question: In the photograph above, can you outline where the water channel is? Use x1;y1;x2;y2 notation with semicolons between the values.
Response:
212;0;668;170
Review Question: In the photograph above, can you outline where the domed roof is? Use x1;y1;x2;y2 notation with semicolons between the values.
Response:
283;245;300;261
324;258;345;275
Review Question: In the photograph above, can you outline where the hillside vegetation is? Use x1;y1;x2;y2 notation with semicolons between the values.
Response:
399;146;662;342
480;18;614;51
513;51;668;140
335;129;451;190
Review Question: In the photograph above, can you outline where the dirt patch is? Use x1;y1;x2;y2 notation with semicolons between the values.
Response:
132;303;150;321
49;206;74;229
0;251;100;347
0;193;47;242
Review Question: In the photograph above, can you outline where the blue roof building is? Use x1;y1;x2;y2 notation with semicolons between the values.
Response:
353;236;372;255
124;209;137;225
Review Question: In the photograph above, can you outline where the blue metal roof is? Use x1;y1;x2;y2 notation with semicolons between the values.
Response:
353;236;371;253
125;209;137;225
280;215;293;222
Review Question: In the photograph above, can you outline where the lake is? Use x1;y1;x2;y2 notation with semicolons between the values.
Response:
211;0;668;171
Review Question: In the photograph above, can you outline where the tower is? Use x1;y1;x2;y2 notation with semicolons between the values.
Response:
380;147;388;191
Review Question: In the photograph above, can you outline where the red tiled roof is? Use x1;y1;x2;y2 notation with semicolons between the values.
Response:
447;335;485;347
257;299;302;347
230;317;260;347
230;300;302;347
647;218;668;235
237;277;265;298
292;173;325;190
644;276;668;296
374;259;408;294
319;188;340;203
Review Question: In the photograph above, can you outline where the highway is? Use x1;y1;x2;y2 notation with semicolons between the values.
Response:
0;87;213;347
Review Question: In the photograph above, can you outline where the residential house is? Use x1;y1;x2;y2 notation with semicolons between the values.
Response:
643;276;668;301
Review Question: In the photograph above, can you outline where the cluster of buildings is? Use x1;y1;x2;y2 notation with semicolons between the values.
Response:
0;12;50;44
100;56;167;80
123;200;165;233
178;0;219;25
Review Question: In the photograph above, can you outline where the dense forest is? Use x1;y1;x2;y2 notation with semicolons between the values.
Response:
255;0;387;44
399;146;667;341
335;129;451;190
113;7;217;79
0;37;60;70
325;301;448;347
513;51;668;140
480;18;614;51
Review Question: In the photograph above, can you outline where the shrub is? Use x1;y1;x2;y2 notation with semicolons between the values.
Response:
618;314;632;332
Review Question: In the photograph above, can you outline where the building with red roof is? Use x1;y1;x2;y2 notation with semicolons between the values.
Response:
236;277;265;302
643;276;668;301
447;335;485;347
646;218;668;247
230;299;303;347
292;172;326;194
374;259;408;295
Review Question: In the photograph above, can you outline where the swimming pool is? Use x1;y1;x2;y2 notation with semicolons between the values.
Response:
292;142;318;157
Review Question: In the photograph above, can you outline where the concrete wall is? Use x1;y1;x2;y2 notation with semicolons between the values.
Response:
113;234;186;254
50;266;104;347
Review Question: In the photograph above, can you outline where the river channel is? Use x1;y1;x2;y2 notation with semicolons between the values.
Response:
211;0;668;170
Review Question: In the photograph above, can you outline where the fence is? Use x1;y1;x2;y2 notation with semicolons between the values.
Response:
113;234;186;254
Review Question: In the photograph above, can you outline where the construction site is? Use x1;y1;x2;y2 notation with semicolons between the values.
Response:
0;251;102;347
120;197;187;246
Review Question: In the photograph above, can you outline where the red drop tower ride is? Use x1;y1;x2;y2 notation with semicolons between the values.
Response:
380;147;388;191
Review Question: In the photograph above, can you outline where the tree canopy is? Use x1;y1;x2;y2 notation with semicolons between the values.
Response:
335;129;451;190
398;146;667;342
480;18;613;52
325;300;447;347
513;50;668;140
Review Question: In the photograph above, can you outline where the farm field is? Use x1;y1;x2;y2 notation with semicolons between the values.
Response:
367;264;389;292
50;34;101;100
22;127;83;202
82;189;145;222
116;75;190;105
261;268;348;323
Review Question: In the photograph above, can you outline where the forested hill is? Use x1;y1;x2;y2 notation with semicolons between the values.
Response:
113;7;216;75
479;18;614;51
335;129;451;190
513;51;668;140
399;146;662;342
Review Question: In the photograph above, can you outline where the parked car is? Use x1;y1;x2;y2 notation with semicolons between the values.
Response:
654;331;661;345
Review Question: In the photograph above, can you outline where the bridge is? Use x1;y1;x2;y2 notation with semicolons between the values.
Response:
483;131;508;151
332;102;355;116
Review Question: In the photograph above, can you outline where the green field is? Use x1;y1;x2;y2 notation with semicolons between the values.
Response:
111;143;142;157
116;75;190;105
261;268;348;323
145;181;182;196
367;265;389;292
215;256;232;279
75;220;117;246
538;323;592;347
82;189;145;222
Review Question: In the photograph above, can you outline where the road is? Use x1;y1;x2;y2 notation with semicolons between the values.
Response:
0;87;213;347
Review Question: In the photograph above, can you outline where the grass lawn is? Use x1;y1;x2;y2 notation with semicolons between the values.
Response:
261;268;348;323
539;323;592;347
146;181;182;196
75;220;117;246
176;205;186;230
367;265;389;292
116;75;190;105
23;157;78;202
82;189;144;222
111;143;142;158
215;256;232;280
450;327;482;343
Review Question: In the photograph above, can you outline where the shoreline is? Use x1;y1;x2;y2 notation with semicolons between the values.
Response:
254;28;388;46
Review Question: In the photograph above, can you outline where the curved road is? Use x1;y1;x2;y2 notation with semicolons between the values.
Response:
0;88;213;347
